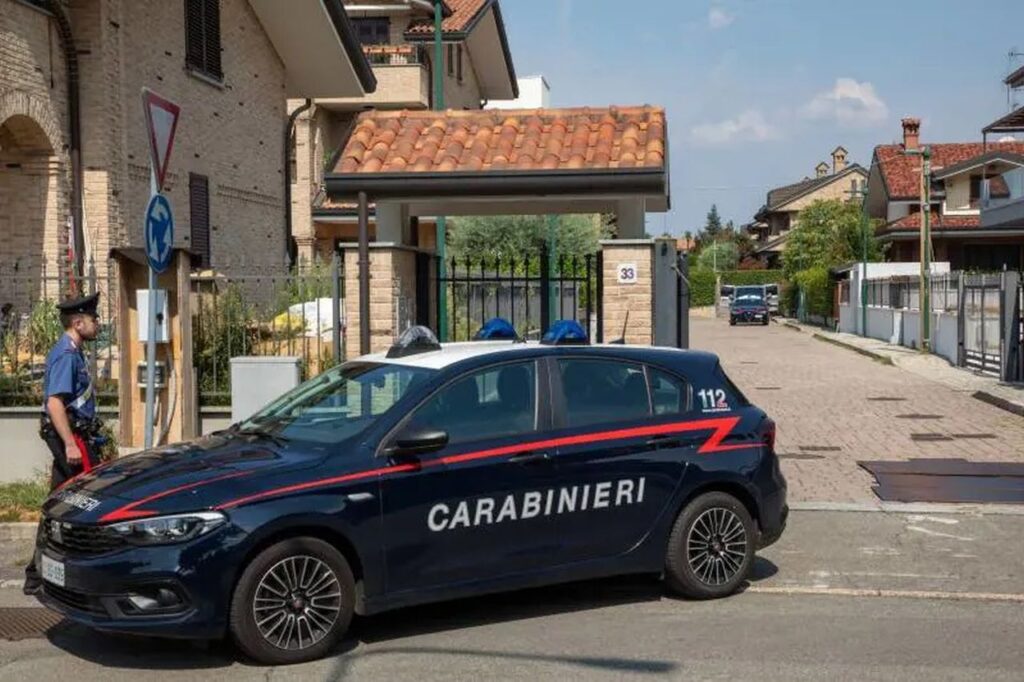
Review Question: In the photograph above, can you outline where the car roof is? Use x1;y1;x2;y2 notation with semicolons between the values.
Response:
358;340;721;371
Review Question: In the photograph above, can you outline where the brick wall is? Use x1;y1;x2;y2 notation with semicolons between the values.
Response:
342;245;420;358
600;241;654;345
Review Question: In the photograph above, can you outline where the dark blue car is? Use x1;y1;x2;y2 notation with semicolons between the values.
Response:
730;286;771;326
34;327;787;664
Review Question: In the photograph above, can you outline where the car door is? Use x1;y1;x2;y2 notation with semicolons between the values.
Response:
548;356;697;564
378;358;565;593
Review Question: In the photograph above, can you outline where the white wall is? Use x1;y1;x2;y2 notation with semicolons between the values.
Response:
866;306;894;342
487;75;551;109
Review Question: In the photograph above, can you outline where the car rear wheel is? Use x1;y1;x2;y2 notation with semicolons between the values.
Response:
664;492;754;599
729;317;737;326
229;537;355;665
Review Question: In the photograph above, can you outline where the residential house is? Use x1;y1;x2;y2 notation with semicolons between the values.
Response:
865;117;1024;270
488;75;551;110
747;147;868;267
289;0;518;265
0;0;375;298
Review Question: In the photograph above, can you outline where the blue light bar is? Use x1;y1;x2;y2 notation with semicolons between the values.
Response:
474;317;518;340
541;320;589;345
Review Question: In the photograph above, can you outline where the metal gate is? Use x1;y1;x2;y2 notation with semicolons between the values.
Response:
435;246;601;342
1012;273;1024;382
961;273;1003;377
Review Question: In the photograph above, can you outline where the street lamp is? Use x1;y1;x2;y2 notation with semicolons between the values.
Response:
433;0;448;340
903;145;932;352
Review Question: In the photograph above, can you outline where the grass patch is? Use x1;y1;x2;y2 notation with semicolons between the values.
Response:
0;478;49;522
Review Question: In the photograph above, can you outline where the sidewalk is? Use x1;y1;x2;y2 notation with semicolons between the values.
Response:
780;318;1024;417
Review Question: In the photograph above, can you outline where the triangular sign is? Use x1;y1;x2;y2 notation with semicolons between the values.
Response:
142;88;180;191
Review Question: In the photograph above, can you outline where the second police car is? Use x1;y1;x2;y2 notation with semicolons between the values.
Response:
34;320;787;664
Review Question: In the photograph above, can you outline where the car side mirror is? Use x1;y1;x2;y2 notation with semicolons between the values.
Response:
385;428;449;458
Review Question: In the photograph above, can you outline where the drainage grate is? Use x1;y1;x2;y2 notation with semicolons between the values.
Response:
799;445;841;452
778;453;825;460
0;608;65;641
895;414;944;420
755;386;782;391
740;361;759;365
859;458;1024;503
951;433;998;440
910;433;954;442
867;396;907;402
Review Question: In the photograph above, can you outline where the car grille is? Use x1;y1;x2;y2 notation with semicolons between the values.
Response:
42;582;106;615
43;519;127;556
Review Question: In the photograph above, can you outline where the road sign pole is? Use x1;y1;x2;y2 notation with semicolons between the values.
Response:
144;170;158;449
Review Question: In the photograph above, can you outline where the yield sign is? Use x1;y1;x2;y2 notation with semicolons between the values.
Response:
142;88;180;190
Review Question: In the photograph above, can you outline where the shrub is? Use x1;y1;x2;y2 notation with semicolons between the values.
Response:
720;269;785;287
688;268;717;307
28;299;62;356
793;267;832;318
696;241;738;271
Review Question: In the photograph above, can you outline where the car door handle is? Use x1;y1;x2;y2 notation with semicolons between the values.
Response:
508;451;551;465
646;435;681;448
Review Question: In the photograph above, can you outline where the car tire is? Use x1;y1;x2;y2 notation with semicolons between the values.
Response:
729;318;737;326
762;317;769;326
229;537;355;665
664;492;755;600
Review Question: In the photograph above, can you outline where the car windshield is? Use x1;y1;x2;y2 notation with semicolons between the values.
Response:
237;362;436;445
735;294;764;303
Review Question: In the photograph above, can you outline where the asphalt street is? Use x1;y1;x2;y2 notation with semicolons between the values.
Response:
2;509;1023;681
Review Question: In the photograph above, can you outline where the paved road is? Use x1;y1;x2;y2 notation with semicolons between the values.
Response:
691;316;1024;503
3;509;1023;680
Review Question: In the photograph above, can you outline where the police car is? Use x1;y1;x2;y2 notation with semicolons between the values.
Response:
35;320;787;665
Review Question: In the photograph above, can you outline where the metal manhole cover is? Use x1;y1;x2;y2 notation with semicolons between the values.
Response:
867;396;907;402
896;414;944;420
0;608;65;640
778;453;825;460
799;445;841;452
951;433;998;440
910;433;954;442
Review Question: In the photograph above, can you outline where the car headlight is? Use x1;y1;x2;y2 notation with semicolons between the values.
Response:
109;511;227;545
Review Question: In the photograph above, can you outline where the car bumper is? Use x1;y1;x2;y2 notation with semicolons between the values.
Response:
32;529;236;640
730;311;768;323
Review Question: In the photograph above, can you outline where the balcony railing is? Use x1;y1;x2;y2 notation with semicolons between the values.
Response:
362;44;428;66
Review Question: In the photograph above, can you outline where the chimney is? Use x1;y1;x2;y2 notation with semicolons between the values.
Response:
831;146;848;174
902;117;920;150
815;162;829;178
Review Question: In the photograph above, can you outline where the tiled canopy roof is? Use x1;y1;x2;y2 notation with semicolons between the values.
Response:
333;106;667;175
879;211;980;234
406;0;489;36
874;142;1024;199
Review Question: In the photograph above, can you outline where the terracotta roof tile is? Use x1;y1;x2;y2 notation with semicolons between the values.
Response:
878;211;980;234
875;142;1024;199
406;0;489;36
333;106;667;175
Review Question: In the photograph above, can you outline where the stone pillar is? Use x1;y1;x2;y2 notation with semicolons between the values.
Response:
600;239;654;345
342;243;421;358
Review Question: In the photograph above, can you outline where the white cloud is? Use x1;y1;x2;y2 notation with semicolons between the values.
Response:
708;7;735;29
690;110;780;146
800;78;889;127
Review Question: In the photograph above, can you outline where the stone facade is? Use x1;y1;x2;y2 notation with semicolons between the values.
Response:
1;0;291;283
600;241;654;346
342;245;420;358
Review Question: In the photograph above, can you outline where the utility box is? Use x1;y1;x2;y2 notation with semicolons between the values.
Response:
230;356;302;423
136;289;169;343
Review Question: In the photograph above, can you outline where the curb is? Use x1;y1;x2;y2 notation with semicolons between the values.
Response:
0;523;38;542
790;501;1024;516
972;390;1024;418
811;333;894;366
781;320;803;332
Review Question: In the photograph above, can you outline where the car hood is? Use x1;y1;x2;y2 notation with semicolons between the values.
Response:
43;431;333;523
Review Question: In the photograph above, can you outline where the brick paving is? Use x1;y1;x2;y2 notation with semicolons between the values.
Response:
691;317;1024;503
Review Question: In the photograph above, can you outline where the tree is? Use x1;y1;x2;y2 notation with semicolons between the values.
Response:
697;240;738;271
782;199;882;278
448;214;611;263
704;204;723;239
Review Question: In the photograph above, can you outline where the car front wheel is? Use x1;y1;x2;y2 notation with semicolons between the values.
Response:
229;537;355;665
664;492;755;599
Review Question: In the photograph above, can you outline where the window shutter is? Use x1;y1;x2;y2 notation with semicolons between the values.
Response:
184;0;206;72
189;174;211;267
457;44;463;81
203;0;222;79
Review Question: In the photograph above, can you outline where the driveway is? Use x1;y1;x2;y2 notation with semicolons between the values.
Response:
691;316;1024;503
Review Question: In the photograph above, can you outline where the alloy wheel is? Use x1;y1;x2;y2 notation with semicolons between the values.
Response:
686;507;748;586
252;555;342;651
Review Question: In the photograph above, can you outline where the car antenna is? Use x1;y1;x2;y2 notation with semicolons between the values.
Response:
609;311;629;345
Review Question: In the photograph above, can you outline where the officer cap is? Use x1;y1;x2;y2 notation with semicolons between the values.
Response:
57;292;100;318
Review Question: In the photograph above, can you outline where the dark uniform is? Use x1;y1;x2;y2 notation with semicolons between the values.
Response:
25;293;103;593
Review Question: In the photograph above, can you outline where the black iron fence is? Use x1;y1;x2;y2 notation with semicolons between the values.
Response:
191;255;344;406
436;248;602;342
0;257;119;406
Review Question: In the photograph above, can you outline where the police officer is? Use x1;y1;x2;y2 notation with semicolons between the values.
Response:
23;292;102;595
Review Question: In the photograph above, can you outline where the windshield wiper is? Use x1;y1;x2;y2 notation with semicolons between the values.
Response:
236;426;290;448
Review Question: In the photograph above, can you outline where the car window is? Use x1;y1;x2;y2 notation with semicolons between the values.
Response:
406;361;538;447
649;368;689;415
558;358;650;428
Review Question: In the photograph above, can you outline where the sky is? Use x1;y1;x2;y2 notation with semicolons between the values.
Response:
499;0;1024;236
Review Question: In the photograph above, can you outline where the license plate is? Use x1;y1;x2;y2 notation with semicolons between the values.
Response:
40;554;65;588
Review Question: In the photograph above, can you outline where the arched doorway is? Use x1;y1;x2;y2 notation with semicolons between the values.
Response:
0;112;66;307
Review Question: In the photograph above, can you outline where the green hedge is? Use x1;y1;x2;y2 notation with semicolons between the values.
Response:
720;269;785;286
689;268;717;307
793;267;832;318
